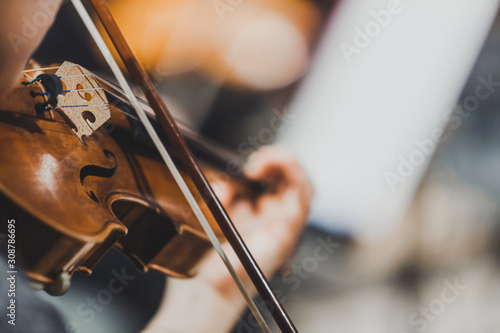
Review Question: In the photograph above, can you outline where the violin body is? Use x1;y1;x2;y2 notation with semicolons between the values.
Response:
0;66;227;295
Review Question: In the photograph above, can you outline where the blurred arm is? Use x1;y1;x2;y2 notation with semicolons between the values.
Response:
0;1;62;93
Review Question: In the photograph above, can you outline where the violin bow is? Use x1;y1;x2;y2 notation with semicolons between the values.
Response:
70;0;297;332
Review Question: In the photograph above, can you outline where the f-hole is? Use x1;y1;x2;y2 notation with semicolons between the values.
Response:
111;198;178;271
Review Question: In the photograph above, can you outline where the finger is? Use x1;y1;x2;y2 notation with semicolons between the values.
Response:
244;145;314;201
211;180;236;208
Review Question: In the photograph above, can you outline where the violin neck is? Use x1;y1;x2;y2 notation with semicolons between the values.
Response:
96;74;265;196
96;74;245;169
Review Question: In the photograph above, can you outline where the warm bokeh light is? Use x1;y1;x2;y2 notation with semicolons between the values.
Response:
109;0;319;90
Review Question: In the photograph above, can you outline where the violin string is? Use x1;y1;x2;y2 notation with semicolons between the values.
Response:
38;87;103;96
114;110;139;120
72;1;272;332
52;103;139;121
59;103;108;108
26;72;94;84
21;64;78;73
59;73;94;79
25;67;102;81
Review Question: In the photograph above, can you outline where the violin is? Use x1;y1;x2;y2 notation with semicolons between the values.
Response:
0;60;247;293
0;1;298;332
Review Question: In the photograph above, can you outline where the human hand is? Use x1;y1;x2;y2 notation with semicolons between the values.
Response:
143;145;313;332
196;145;314;299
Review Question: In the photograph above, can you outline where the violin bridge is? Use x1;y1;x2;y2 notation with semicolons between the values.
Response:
55;61;111;142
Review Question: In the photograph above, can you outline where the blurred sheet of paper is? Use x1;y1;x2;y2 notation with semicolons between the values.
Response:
279;0;500;240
